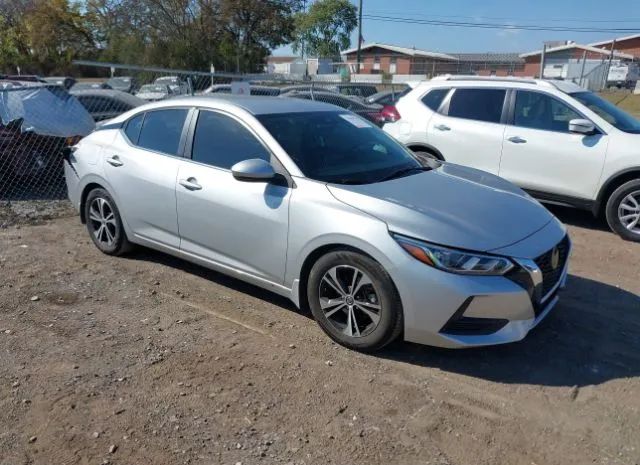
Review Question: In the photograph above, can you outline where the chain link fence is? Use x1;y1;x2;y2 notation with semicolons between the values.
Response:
1;63;410;218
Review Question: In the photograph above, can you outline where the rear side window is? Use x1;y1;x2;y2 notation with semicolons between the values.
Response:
421;88;449;111
124;113;144;144
191;110;270;169
447;88;506;123
137;109;188;155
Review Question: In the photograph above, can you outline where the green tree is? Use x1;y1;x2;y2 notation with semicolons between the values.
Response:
292;0;357;60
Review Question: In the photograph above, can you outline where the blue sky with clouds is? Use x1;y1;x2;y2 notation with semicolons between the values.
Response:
274;0;640;55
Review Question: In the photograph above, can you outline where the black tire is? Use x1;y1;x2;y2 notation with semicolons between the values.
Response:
307;250;403;352
605;179;640;242
412;150;441;163
84;188;133;255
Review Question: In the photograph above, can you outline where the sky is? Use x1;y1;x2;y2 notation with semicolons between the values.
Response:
273;0;640;56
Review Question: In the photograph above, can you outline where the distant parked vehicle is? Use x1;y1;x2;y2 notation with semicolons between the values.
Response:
279;84;339;95
70;89;145;122
365;88;410;106
0;83;94;183
282;91;387;126
385;75;640;242
0;75;47;83
607;63;639;89
154;76;192;95
136;84;174;102
106;76;138;94
331;83;379;98
43;76;77;90
72;81;112;91
203;84;281;96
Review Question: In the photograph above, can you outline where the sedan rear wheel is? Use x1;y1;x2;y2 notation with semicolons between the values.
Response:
307;251;403;351
85;188;133;255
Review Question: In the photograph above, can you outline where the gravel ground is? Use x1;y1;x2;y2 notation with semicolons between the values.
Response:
1;206;639;465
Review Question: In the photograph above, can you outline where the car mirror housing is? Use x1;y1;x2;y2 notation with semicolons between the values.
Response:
231;158;276;182
569;118;596;135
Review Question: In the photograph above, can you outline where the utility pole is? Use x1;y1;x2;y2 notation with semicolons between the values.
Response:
356;0;363;73
540;43;547;79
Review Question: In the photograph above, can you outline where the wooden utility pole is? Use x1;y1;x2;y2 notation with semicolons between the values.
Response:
356;0;363;73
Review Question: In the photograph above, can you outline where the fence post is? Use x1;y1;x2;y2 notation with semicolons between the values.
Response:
579;51;587;88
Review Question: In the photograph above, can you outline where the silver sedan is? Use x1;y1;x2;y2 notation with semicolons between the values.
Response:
64;95;570;351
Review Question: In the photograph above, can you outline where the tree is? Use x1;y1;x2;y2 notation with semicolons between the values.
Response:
292;0;357;60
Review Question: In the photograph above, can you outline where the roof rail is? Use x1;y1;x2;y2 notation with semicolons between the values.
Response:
431;74;540;85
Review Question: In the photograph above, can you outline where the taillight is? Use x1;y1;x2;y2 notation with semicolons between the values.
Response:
380;105;401;123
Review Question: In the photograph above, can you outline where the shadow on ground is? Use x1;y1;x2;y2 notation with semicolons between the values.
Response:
544;204;610;232
131;249;639;388
380;275;640;387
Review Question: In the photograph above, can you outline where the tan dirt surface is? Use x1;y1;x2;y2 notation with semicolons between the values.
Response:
1;206;639;465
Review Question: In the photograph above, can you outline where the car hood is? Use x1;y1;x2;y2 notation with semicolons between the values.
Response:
327;163;554;252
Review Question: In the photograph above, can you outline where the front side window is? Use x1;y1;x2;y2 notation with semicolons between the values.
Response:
191;110;270;169
570;91;640;134
137;109;188;155
258;111;421;185
514;91;582;133
421;88;449;112
447;88;506;123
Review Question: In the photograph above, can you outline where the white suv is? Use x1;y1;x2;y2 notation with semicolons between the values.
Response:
384;76;640;241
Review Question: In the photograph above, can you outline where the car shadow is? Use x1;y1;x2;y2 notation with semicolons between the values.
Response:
544;204;610;232
131;248;303;314
130;249;639;387
379;274;640;387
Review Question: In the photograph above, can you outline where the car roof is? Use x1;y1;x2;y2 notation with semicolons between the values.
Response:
421;75;585;94
137;94;340;115
70;88;145;105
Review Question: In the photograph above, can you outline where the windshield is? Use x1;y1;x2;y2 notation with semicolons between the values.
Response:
570;91;640;134
258;111;421;184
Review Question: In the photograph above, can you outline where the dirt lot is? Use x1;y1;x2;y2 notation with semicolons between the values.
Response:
1;206;639;465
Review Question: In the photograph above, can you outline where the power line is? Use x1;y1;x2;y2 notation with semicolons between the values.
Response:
364;10;640;24
360;14;640;33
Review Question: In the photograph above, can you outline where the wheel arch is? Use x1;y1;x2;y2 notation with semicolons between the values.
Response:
406;143;445;161
295;243;398;313
594;168;640;216
79;182;108;224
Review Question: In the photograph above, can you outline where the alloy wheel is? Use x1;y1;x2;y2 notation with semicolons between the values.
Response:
318;265;382;338
618;190;640;234
88;197;117;247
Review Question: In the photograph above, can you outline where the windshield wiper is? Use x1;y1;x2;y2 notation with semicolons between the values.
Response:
378;166;432;183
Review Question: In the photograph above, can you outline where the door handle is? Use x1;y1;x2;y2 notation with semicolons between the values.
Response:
434;124;451;131
179;177;202;191
106;155;124;167
507;136;527;144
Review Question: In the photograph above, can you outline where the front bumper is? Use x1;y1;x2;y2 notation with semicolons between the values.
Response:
393;220;570;348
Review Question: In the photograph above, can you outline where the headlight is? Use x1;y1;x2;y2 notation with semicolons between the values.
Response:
393;234;514;276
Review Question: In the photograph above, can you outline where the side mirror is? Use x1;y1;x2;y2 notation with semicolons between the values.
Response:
231;158;276;182
569;118;596;135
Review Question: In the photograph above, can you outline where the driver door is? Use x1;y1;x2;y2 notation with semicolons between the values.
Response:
499;90;608;200
176;109;291;284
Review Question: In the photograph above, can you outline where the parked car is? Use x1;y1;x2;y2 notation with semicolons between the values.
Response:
0;75;47;83
0;83;94;181
365;88;410;106
43;76;77;90
70;89;145;122
279;84;339;95
64;95;570;351
384;76;640;242
203;84;281;96
106;76;138;94
282;91;387;126
72;81;112;91
154;76;192;95
331;83;379;98
136;84;174;101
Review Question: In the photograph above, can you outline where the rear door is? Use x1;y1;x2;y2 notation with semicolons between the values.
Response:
499;90;608;200
103;108;190;248
427;87;508;174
